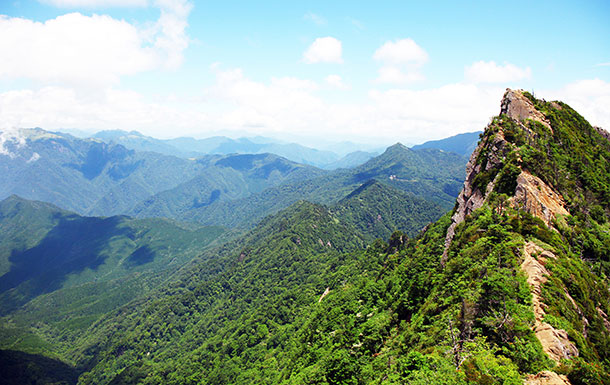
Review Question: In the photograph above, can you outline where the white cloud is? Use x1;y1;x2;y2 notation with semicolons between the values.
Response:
595;62;610;67
153;0;193;69
39;0;147;7
208;68;324;131
0;13;155;85
365;84;503;143
376;66;425;84
465;61;531;84
0;66;508;146
0;127;24;158
4;65;607;148
0;86;207;138
303;12;326;25
325;74;349;89
373;39;428;65
0;0;192;86
303;37;343;64
373;39;428;84
544;78;610;130
206;68;502;144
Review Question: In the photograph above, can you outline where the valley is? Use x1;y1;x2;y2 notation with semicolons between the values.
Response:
0;90;609;384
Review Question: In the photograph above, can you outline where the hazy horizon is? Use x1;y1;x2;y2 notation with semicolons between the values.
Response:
1;1;609;146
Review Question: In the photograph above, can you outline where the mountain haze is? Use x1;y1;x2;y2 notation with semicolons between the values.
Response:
134;143;465;229
93;130;343;168
60;89;610;384
411;131;481;157
2;90;609;385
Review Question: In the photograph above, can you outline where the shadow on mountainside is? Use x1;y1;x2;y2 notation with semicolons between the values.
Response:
0;349;79;385
0;214;134;314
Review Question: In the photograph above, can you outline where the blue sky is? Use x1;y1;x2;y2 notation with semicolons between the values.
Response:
1;0;609;147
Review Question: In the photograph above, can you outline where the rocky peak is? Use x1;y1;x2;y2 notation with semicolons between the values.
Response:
500;88;552;131
442;89;567;263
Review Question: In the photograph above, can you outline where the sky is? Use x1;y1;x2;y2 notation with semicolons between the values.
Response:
0;0;609;148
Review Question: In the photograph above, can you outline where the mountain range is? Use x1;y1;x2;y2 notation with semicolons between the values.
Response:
2;90;608;384
92;130;379;169
0;128;471;229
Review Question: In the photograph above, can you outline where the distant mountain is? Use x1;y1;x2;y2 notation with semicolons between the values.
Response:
93;130;184;157
140;142;466;229
0;128;208;216
411;131;481;156
0;129;325;219
93;130;342;168
321;150;379;170
128;152;325;220
334;179;444;241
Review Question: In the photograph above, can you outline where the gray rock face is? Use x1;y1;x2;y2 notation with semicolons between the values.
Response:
442;89;557;263
500;88;552;131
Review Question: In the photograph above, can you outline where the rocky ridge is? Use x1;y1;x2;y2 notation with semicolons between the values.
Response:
441;89;597;383
443;89;568;261
522;241;578;362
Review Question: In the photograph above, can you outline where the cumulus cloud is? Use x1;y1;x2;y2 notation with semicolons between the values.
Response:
303;37;343;64
207;68;324;131
4;63;607;147
373;39;428;65
0;0;192;85
325;74;349;89
206;68;503;144
0;13;155;85
0;66;509;145
0;86;207;138
544;78;610;130
373;39;428;84
465;61;531;84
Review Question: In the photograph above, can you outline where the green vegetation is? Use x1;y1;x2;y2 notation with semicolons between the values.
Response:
159;143;466;229
2;92;610;384
0;196;226;358
0;349;79;385
0;129;325;218
334;179;444;241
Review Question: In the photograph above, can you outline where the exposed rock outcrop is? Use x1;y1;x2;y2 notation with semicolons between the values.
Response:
442;145;485;262
524;371;571;385
443;89;559;262
510;171;569;226
521;242;578;362
500;89;552;131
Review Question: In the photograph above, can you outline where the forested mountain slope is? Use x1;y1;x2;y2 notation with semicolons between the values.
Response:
138;144;466;229
0;196;225;358
0;129;206;216
0;129;324;219
128;153;326;220
67;89;610;384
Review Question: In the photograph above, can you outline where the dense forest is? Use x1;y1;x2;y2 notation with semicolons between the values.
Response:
1;90;609;384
